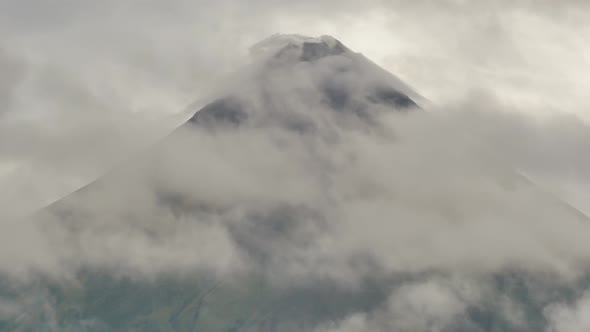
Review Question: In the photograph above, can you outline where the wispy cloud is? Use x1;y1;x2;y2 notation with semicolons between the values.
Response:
0;1;589;330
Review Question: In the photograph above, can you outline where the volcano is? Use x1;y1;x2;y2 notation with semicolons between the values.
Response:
3;35;422;332
190;34;419;129
5;35;586;332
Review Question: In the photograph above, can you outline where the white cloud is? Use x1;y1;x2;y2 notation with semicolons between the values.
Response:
0;2;590;329
546;291;590;332
1;0;589;216
315;278;478;332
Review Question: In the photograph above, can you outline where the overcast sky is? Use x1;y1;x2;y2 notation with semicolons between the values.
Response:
1;0;589;215
1;1;590;330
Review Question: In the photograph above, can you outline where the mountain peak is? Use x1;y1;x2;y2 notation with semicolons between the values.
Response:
250;34;351;62
189;34;421;128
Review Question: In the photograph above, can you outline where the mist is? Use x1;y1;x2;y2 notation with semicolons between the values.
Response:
1;0;589;331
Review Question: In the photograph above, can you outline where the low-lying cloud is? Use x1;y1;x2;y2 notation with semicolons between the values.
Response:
1;0;589;330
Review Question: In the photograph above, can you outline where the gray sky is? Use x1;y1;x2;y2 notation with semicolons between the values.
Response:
1;2;590;330
0;0;589;272
1;0;589;215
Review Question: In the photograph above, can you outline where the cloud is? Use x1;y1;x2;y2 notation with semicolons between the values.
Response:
0;48;26;116
3;85;590;285
545;290;590;332
1;0;589;216
0;298;19;320
315;278;474;332
1;37;589;283
1;1;590;329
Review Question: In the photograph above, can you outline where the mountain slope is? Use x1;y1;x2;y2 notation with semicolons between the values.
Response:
2;35;420;332
2;35;589;332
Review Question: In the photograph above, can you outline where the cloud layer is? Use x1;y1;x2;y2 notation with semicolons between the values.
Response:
1;1;590;330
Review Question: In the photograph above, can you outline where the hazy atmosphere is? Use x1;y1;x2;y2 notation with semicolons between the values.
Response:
1;1;589;331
